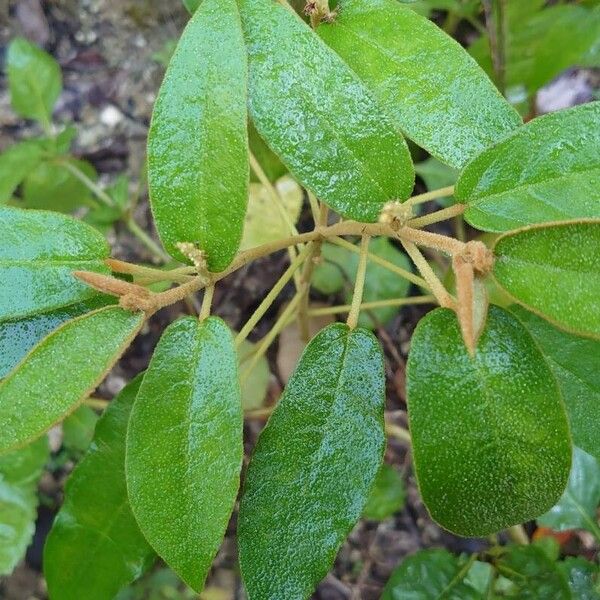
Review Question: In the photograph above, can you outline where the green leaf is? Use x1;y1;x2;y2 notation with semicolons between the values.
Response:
313;238;412;329
249;120;288;183
240;176;303;251
495;545;570;599
22;159;97;213
457;103;600;232
238;323;385;599
0;206;111;320
148;0;248;271
407;306;571;536
62;405;99;455
317;0;521;169
126;317;242;592
493;221;600;339
0;436;48;575
44;376;155;600
363;463;406;521
0;306;144;454
182;0;202;13
381;549;483;599
0;297;112;380
7;37;62;125
510;306;600;462
238;338;270;411
0;141;45;203
558;557;600;600
238;0;414;222
538;447;600;535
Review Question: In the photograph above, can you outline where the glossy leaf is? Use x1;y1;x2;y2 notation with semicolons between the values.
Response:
238;0;414;222
558;558;600;600
0;141;45;203
0;296;112;380
0;436;48;575
22;159;97;213
495;545;570;599
7;37;62;125
363;463;406;521
312;237;412;329
0;207;111;320
62;405;99;455
318;0;520;169
238;323;385;599
493;221;600;339
538;447;600;535
511;306;600;462
44;377;155;600
407;306;571;536
126;317;243;591
148;0;248;271
240;176;303;251
457;104;600;232
381;550;483;600
0;306;144;454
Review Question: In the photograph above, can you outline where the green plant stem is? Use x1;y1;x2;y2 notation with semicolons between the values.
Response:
408;203;466;229
199;285;214;321
240;294;301;383
308;296;435;317
60;160;115;208
307;190;321;224
235;244;312;347
106;258;196;284
405;185;455;207
83;397;109;410
125;217;171;263
400;240;456;309
329;236;429;289
347;235;370;329
506;525;529;545
385;423;411;444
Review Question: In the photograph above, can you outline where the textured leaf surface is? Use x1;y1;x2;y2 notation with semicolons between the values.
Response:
240;176;303;251
363;464;406;521
493;221;600;338
126;317;242;591
0;207;110;320
148;0;248;271
44;377;155;600
381;549;483;599
238;323;385;599
511;306;600;462
7;37;62;124
496;545;570;599
538;447;600;534
457;104;600;231
0;141;44;203
318;0;520;168
0;297;111;379
0;306;143;454
238;0;414;222
0;437;48;575
407;306;571;536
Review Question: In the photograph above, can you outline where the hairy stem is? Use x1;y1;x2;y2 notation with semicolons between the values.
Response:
347;235;370;329
199;285;214;321
308;296;435;316
405;185;455;207
408;203;466;229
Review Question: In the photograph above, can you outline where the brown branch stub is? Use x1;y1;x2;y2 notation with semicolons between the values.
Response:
305;0;337;27
455;240;495;276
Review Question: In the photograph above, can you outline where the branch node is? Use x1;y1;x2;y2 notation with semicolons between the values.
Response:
455;240;494;276
379;201;414;229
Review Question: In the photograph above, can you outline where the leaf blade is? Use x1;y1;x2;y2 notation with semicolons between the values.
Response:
148;0;248;271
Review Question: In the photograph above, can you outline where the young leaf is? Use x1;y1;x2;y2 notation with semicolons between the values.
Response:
381;549;484;599
457;103;600;231
362;463;406;521
0;306;144;454
407;306;571;536
7;38;62;125
510;306;600;462
0;141;45;203
538;447;600;535
62;405;99;455
0;207;111;320
493;221;600;339
44;377;155;600
126;317;243;592
495;545;571;599
317;0;521;169
148;0;248;271
238;323;385;599
238;0;414;222
0;436;48;575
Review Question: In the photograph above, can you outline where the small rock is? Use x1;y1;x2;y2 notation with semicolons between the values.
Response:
100;104;124;127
